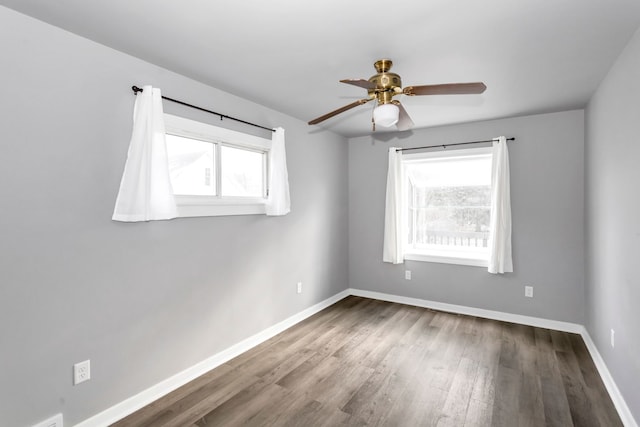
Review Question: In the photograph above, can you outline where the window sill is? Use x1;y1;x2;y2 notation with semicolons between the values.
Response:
404;252;488;268
175;195;266;217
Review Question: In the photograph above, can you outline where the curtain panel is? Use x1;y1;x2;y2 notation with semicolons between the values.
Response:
266;127;291;216
112;85;177;222
383;147;404;264
488;136;513;273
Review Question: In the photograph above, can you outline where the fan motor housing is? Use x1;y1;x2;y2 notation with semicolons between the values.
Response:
368;72;402;104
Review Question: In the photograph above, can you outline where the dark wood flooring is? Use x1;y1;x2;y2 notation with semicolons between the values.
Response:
112;296;622;426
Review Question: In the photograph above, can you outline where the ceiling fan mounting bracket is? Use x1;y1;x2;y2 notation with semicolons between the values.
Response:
373;59;393;73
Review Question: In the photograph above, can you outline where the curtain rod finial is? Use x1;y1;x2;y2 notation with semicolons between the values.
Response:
132;85;143;94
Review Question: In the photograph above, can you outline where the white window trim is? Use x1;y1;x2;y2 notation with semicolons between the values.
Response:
402;146;492;268
164;114;270;217
404;252;489;267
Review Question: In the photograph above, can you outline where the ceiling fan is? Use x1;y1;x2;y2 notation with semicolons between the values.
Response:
308;59;486;131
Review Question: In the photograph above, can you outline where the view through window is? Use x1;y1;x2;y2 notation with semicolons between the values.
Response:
403;147;492;265
163;114;271;217
166;134;216;196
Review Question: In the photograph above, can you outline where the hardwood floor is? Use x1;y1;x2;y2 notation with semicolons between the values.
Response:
112;296;622;426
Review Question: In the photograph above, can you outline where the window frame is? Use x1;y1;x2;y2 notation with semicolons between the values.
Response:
164;114;270;217
402;146;492;267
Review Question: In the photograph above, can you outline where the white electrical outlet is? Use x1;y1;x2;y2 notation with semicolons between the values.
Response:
611;329;615;348
32;413;63;427
405;270;412;280
74;360;90;385
525;286;533;298
297;282;302;294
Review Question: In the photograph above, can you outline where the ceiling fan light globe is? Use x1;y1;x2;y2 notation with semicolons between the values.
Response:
373;103;399;127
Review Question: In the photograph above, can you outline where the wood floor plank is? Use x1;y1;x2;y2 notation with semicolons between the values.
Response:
420;330;470;393
540;374;574;427
194;380;290;426
550;329;573;352
357;305;425;369
275;352;342;392
490;364;522;426
341;338;426;417
226;296;372;369
470;365;497;409
109;364;234;427
567;333;609;392
387;370;449;427
517;367;545;427
277;398;361;427
464;397;494;426
112;296;623;427
437;357;480;426
305;356;375;409
345;366;407;424
556;347;622;427
331;301;403;361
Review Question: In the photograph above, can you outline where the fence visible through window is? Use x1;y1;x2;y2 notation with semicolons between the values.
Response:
412;229;489;248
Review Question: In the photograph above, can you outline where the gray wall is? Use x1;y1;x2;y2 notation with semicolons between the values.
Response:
349;110;585;323
585;26;640;421
4;3;638;425
0;7;348;427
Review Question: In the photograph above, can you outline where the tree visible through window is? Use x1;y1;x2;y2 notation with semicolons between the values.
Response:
404;147;492;265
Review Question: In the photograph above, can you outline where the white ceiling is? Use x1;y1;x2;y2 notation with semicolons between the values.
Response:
2;0;640;137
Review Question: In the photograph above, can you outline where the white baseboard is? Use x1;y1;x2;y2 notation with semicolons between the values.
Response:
348;288;637;427
579;328;638;427
75;289;350;427
75;288;637;427
32;413;63;427
348;288;583;333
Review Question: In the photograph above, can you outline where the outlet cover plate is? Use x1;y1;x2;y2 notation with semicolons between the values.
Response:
525;286;533;298
74;360;90;385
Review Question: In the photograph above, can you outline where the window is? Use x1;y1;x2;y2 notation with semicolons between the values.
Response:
403;147;492;267
164;114;270;217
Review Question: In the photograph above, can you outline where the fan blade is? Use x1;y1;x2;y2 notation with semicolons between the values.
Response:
308;98;373;125
340;79;376;90
403;82;487;96
396;103;414;131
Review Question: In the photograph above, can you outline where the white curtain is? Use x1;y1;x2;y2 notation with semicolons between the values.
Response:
112;85;177;222
383;147;404;264
265;127;291;216
488;136;513;273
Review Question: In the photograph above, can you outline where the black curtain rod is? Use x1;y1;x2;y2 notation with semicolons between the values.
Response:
131;86;275;133
396;137;515;152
